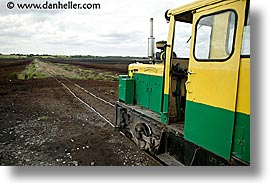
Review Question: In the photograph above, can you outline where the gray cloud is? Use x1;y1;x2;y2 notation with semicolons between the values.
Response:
0;0;194;56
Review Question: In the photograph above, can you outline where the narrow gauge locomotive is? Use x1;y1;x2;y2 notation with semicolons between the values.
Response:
115;0;250;166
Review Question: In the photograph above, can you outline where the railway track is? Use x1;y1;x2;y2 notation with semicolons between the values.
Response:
45;69;165;166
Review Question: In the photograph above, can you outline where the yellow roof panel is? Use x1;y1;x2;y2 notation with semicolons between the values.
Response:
169;0;229;16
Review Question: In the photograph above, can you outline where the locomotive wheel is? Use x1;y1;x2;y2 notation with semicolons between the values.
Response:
130;123;152;150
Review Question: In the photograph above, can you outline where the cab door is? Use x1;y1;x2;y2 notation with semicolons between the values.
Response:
184;0;247;160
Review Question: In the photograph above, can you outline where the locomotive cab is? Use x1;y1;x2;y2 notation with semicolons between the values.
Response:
116;0;250;166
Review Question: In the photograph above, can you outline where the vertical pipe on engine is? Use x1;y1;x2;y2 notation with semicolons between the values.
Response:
148;18;155;60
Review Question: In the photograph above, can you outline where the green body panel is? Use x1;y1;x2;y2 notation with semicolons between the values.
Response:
118;75;135;104
232;112;250;163
133;74;149;108
184;101;235;160
132;73;163;114
149;75;163;113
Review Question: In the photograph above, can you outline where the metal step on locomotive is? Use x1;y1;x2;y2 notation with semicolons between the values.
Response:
115;0;250;166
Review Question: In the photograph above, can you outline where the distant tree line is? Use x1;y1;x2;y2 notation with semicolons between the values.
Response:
0;53;146;60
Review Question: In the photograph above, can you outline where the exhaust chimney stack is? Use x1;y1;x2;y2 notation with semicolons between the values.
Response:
150;18;154;37
148;18;155;60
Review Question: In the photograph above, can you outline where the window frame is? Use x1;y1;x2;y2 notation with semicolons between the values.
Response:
193;9;238;62
241;2;250;58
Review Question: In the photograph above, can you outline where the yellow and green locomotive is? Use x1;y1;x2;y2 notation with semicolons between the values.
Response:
115;0;250;166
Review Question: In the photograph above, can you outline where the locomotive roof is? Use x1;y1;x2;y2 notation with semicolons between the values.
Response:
168;0;231;23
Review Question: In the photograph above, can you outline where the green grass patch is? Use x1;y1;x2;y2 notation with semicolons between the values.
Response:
17;61;47;80
7;59;118;81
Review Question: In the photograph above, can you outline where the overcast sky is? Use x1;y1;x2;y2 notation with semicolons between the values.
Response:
0;0;194;56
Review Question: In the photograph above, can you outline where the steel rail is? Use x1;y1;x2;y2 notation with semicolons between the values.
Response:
46;69;164;166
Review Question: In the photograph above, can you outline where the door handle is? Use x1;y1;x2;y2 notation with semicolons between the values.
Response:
187;70;195;75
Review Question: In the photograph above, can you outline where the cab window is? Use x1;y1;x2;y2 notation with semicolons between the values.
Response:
194;10;237;61
173;21;192;58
